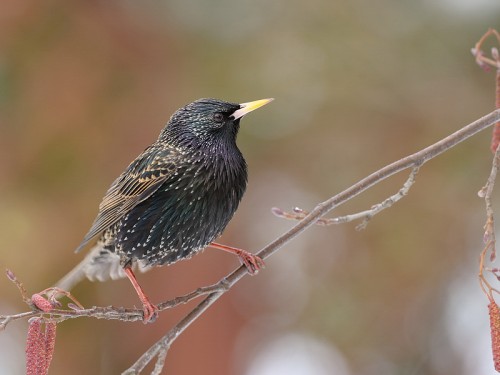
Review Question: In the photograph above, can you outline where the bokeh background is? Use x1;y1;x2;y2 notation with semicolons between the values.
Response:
1;0;500;374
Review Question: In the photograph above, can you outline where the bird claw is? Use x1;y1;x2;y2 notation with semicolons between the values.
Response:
238;251;265;275
209;242;265;274
141;301;159;324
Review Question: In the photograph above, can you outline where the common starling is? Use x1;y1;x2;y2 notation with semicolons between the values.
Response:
65;98;273;322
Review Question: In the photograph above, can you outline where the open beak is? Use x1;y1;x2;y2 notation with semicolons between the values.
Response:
231;98;274;120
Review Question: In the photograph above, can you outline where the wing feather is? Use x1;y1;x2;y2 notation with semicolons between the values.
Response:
75;146;180;253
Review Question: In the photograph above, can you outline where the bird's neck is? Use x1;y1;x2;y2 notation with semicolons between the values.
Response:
157;130;247;182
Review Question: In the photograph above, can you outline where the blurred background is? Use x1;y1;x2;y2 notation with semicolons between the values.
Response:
1;0;500;374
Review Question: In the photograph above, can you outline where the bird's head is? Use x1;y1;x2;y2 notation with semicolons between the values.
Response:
160;98;273;150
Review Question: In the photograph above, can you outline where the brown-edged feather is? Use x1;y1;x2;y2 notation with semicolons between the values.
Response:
75;146;181;253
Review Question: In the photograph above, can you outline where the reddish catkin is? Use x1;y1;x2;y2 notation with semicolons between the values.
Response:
42;322;57;374
25;319;57;375
30;294;53;313
26;318;45;375
489;300;500;372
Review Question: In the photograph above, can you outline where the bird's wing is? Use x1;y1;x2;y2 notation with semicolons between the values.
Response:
75;146;181;253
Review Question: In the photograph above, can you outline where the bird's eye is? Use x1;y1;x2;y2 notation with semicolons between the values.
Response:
213;113;224;123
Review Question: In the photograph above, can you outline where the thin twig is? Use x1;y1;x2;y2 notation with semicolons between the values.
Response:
479;145;500;298
471;28;500;154
471;28;500;71
6;269;32;306
0;311;37;331
1;277;229;329
123;109;500;374
354;166;420;230
272;166;420;229
151;348;168;375
123;290;226;374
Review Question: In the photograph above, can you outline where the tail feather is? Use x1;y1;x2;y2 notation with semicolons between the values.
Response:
54;245;150;292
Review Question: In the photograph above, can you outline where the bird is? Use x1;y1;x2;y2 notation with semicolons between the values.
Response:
55;98;273;323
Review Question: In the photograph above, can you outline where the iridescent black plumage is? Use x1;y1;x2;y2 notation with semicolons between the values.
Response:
77;98;252;267
76;98;272;282
69;98;272;322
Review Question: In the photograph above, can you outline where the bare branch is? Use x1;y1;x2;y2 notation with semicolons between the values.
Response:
479;145;500;298
471;28;500;72
123;288;227;374
2;109;499;373
273;166;420;229
1;277;229;330
122;109;500;373
151;348;168;375
471;28;500;153
6;269;32;306
477;146;500;373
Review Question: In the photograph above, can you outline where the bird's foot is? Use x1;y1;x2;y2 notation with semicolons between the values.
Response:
141;301;159;324
209;242;265;275
237;250;265;275
123;266;158;324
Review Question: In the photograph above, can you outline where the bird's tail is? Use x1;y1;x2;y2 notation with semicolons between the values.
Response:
54;245;149;292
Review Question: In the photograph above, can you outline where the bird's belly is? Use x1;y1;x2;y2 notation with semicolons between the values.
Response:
115;184;241;266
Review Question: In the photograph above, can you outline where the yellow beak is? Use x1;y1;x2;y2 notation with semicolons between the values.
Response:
231;98;274;120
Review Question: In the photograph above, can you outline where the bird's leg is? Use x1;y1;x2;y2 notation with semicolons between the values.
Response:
123;266;158;323
209;242;265;274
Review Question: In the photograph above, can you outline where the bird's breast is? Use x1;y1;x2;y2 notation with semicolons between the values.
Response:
116;155;247;266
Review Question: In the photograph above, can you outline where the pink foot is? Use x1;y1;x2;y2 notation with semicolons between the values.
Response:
237;250;265;275
124;266;158;324
141;300;159;324
209;242;265;275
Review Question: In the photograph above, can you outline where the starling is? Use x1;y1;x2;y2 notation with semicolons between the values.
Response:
64;98;273;322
